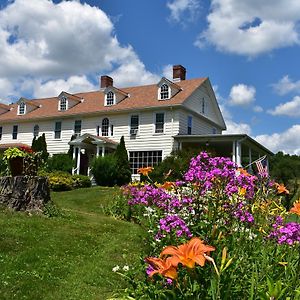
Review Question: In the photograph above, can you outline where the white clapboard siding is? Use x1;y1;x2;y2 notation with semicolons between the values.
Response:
183;85;223;128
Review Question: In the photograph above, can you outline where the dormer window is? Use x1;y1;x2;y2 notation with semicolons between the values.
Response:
18;102;26;115
106;91;114;106
59;96;67;111
160;84;170;100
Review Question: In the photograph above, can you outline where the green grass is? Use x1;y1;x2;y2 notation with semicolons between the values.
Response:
0;187;144;300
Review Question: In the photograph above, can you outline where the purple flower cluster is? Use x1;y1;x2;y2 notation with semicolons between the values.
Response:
124;184;192;212
155;215;192;240
232;202;255;224
184;152;256;198
268;216;300;245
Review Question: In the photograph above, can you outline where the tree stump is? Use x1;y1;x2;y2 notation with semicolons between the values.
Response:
0;176;51;213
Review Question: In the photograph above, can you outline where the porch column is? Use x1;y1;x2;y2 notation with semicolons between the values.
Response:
72;146;76;175
248;148;253;173
232;141;236;164
96;145;100;157
101;146;106;157
236;141;242;167
76;146;81;175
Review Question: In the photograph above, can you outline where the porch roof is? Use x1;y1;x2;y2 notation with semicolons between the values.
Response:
68;133;118;148
174;134;273;156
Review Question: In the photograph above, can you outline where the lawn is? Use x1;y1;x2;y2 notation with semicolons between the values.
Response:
0;187;144;300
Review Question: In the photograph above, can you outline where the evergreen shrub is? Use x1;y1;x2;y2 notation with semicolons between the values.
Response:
91;155;117;186
46;153;74;173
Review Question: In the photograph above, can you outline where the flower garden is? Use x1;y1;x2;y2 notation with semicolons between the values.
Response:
112;152;300;299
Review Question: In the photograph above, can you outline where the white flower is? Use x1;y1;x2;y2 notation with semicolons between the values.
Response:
112;265;120;272
123;265;129;271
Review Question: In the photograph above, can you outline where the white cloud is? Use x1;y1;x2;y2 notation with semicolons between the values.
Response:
253;105;263;113
167;0;200;24
219;104;252;135
0;77;16;103
162;64;173;80
272;75;300;95
268;96;300;117
256;124;300;155
196;0;300;56
228;84;256;106
0;0;162;100
28;76;97;99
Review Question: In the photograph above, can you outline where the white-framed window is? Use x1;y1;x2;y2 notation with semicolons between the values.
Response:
12;125;18;140
187;116;192;135
129;150;163;174
106;91;114;106
59;96;67;111
18;102;26;115
130;115;139;135
54;121;62;139
155;112;165;133
212;128;217;134
33;124;39;137
102;118;109;136
74;120;82;136
159;84;170;100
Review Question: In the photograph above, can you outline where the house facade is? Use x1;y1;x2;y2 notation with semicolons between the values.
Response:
0;65;271;177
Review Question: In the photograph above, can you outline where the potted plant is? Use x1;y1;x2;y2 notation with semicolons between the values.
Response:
3;147;28;176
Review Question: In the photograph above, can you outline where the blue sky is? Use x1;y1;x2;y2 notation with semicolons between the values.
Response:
0;0;300;154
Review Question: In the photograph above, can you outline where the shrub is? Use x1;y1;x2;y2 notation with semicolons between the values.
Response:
91;155;118;186
149;148;204;183
72;174;91;188
46;153;74;173
47;171;74;191
32;133;49;162
114;136;131;185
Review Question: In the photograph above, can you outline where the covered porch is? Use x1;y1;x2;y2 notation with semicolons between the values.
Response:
68;133;118;176
174;134;273;172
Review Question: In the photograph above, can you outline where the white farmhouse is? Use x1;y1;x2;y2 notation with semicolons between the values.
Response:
0;65;272;177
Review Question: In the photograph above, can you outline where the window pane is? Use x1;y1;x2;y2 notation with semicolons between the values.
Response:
12;125;18;140
102;118;109;136
129;150;162;174
33;125;39;137
155;113;164;133
55;121;61;139
74;120;81;135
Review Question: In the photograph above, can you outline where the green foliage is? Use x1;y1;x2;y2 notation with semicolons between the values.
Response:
91;154;118;186
72;174;92;188
3;147;27;159
149;149;202;183
67;134;77;158
47;171;74;191
46;153;74;173
270;151;300;208
114;136;131;185
41;171;91;191
32;133;49;161
0;187;144;299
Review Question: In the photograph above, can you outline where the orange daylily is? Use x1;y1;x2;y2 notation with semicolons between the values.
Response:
237;168;251;177
238;187;247;196
290;201;300;216
160;237;215;269
138;166;154;176
160;181;175;190
145;257;178;279
276;183;289;194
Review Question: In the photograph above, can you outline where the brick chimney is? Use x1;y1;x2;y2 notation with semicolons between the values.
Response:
100;75;113;89
173;65;186;82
